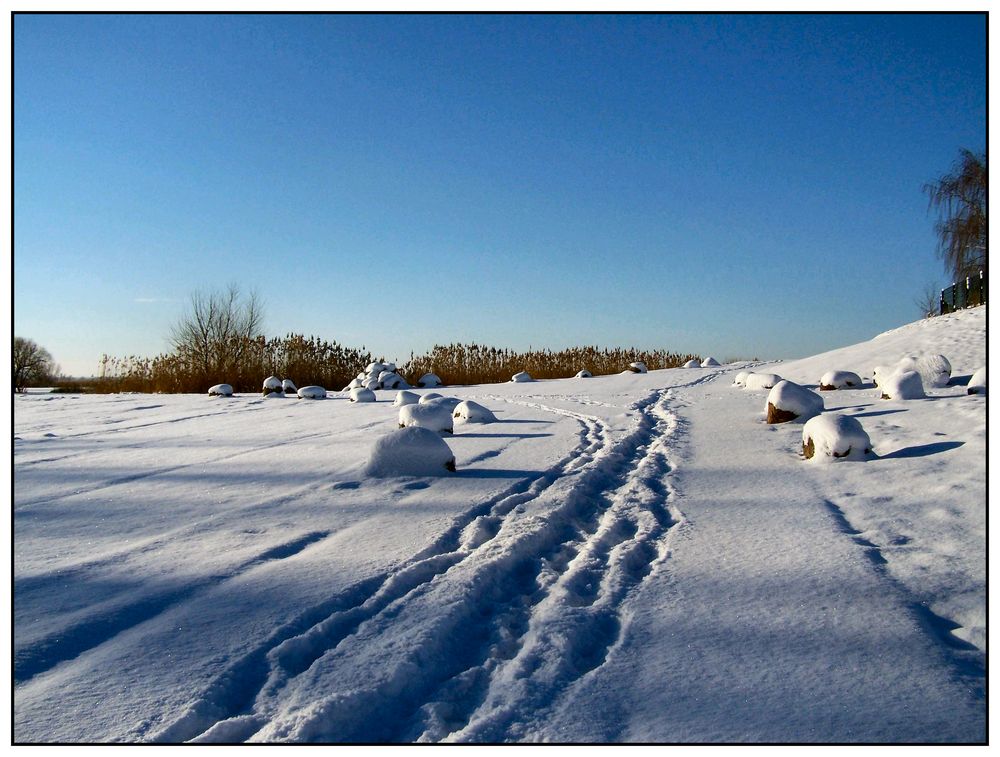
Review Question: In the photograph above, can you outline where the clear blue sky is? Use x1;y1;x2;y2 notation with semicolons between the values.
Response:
14;13;986;377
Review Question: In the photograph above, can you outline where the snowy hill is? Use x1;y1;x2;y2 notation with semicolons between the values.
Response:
13;307;986;743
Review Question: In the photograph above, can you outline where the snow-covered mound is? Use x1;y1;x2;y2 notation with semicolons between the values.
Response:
296;386;326;400
683;359;701;368
766;380;824;423
453;400;497;424
398;402;454;434
915;354;952;388
511;371;533;383
575;370;592;378
743;372;782;391
802;413;872;461
418;373;442;388
281;379;297;394
627;362;647;374
422;396;462;412
968;366;986;395
207;384;233;397
262;376;283;396
393;390;420;407
818;370;862;390
363;426;456;478
349;387;376;403
880;370;925;400
378;371;408;390
418;393;443;404
701;357;719;367
732;371;749;387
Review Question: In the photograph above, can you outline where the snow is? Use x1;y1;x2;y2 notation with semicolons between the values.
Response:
208;384;233;397
263;376;283;394
511;371;533;383
700;357;719;367
418;373;442;388
422;396;462;412
968;366;986;394
364;427;457;478
398;402;455;434
393;390;420;407
627;362;648;373
13;306;985;744
818;370;862;390
683;359;700;368
296;386;327;400
348;387;376;403
575;370;592;378
916;354;952;388
801;413;872;460
880;370;926;400
282;379;298;394
453;400;498;424
743;372;782;391
765;380;824;423
418;392;444;404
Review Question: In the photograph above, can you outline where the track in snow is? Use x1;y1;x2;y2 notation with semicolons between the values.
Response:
149;387;686;744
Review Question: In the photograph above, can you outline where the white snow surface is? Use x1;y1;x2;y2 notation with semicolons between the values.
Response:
13;307;986;744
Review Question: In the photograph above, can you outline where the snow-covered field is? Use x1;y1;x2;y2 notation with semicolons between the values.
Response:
13;307;986;743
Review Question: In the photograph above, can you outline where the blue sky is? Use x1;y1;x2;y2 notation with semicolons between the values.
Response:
14;13;986;377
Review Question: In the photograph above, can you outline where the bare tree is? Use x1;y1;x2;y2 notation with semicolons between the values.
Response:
170;284;265;382
924;149;987;281
13;337;55;392
915;283;940;319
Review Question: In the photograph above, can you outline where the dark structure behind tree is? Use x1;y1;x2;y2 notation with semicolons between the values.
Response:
940;269;987;315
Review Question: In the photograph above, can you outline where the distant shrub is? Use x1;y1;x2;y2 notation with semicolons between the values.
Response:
401;344;698;386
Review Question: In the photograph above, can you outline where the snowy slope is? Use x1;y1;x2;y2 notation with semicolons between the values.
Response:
13;307;986;743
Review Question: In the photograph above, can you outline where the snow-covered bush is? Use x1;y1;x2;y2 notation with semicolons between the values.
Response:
733;371;749;387
364;378;380;392
683;359;701;369
418;373;442;388
575;370;592;378
916;354;951;388
364;426;456;477
296;385;326;399
208;383;233;397
398;402;454;434
378;371;408;390
766;380;824;424
282;379;297;394
818;371;862;391
393;390;420;407
422;396;462;412
419;392;443;403
453;400;497;424
743;373;782;391
512;371;533;383
802;413;872;461
880;371;925;400
263;376;283;396
349;387;376;403
627;362;648;374
968;366;986;395
347;378;363;390
701;357;720;367
366;362;385;376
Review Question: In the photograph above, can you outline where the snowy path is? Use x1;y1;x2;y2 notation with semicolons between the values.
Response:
531;380;985;743
13;312;987;744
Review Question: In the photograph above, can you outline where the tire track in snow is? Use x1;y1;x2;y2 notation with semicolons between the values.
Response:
147;408;609;743
177;389;684;743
